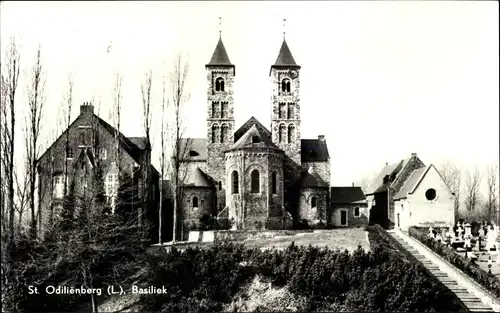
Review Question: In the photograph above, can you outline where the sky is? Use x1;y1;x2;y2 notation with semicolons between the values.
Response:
1;1;499;189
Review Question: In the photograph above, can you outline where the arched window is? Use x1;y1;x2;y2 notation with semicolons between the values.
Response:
193;197;199;208
251;170;260;193
221;124;229;143
231;171;239;194
271;172;277;194
215;77;225;92
288;124;295;143
279;124;287;143
212;124;220;143
311;196;317;208
281;78;291;93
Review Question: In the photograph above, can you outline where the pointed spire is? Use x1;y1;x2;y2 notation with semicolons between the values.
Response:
206;18;234;68
270;20;301;75
272;39;298;66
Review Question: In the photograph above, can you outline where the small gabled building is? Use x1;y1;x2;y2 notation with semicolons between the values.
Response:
365;153;425;229
393;164;455;230
330;186;368;228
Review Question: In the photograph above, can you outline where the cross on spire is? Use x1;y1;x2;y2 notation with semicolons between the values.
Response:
283;18;287;39
219;17;222;38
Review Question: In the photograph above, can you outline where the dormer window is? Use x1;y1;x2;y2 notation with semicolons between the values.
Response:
215;77;225;92
281;78;291;93
252;136;260;144
189;150;200;157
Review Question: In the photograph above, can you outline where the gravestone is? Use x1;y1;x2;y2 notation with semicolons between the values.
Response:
428;227;435;239
464;223;472;238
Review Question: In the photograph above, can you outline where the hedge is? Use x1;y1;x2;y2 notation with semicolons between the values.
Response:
141;238;465;312
409;226;500;298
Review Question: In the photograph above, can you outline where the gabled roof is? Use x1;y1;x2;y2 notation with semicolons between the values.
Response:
234;116;272;143
179;138;208;162
331;187;367;204
394;167;428;200
272;39;300;68
301;139;330;162
183;168;213;188
365;160;404;195
229;124;281;151
206;37;233;67
300;167;328;188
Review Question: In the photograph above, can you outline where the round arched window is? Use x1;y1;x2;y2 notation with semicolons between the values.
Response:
425;188;437;201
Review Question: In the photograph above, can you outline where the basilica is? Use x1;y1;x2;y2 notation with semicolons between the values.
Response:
178;33;331;231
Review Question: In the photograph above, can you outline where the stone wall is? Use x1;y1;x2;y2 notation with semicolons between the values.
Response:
331;204;369;228
206;66;236;215
302;161;331;186
388;155;425;227
270;68;301;166
298;187;329;226
225;149;284;230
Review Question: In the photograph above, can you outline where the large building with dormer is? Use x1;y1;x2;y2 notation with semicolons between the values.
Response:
177;34;331;233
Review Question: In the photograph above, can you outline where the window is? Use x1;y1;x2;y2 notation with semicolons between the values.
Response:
189;150;200;157
212;124;220;143
221;102;228;118
80;175;88;189
272;172;277;194
105;173;118;196
193;196;199;208
78;132;86;146
279;103;286;119
215;77;225;92
251;170;260;193
252;136;260;144
231;171;239;194
218;181;222;191
99;147;107;160
66;147;73;159
287;104;294;119
311;196;317;208
425;188;437;201
354;207;360;217
288;124;295;143
281;78;291;93
221;124;229;143
212;101;220;118
53;175;65;198
279;124;287;143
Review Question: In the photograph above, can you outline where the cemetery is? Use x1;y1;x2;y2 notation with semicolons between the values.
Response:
409;221;500;298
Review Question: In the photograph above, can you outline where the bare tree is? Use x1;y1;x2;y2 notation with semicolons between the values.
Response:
25;44;46;238
167;53;191;242
356;171;378;194
2;37;21;244
140;69;153;228
439;161;462;220
63;73;74;196
111;73;123;170
158;75;168;244
464;167;482;212
485;164;499;223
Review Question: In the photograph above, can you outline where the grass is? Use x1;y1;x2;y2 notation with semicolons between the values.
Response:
242;228;370;252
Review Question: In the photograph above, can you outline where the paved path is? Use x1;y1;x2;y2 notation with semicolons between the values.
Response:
389;230;498;312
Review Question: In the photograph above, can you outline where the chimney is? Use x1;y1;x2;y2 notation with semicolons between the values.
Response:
80;101;95;116
318;135;325;141
411;152;417;157
352;182;354;187
385;162;388;166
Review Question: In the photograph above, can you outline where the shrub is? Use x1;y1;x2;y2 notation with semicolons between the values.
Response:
409;226;500;298
141;238;465;312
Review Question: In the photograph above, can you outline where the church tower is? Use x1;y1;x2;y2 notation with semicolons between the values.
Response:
270;37;301;166
206;33;235;213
